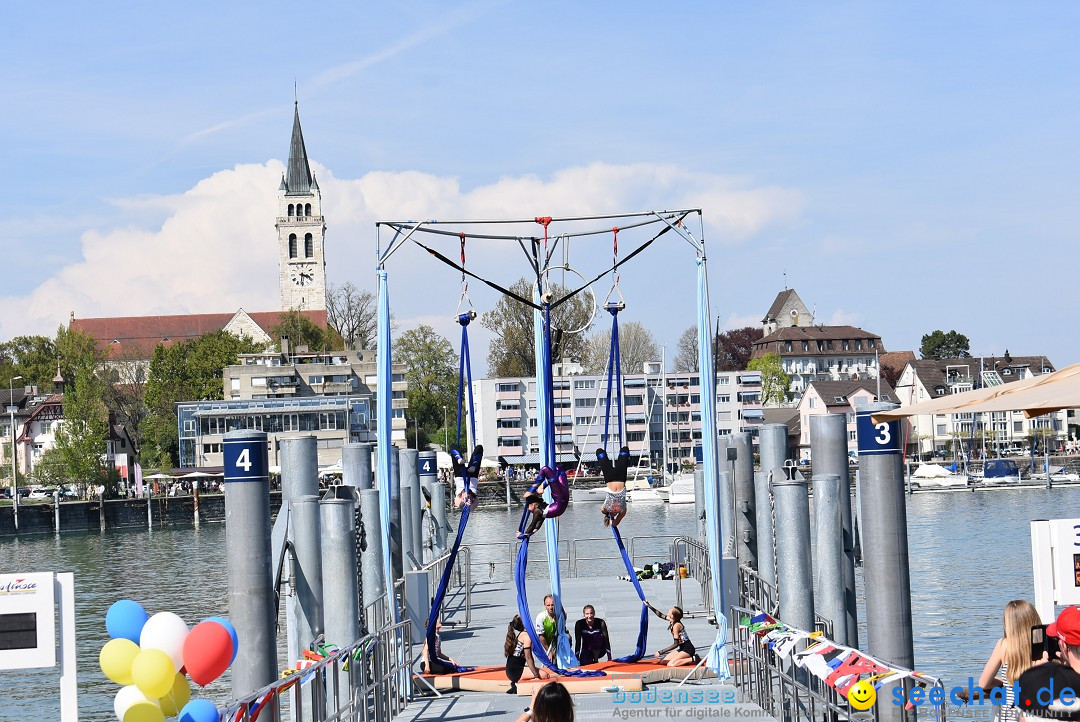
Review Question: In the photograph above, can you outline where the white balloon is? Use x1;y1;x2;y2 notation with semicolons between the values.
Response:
138;612;189;672
114;685;158;721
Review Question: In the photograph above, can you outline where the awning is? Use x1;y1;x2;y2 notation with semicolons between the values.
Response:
193;403;349;417
872;363;1080;422
499;453;579;465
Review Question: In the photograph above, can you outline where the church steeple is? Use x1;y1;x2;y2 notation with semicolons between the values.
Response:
285;102;313;194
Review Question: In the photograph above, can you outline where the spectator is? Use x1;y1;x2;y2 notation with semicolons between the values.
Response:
516;680;574;722
977;600;1041;722
574;605;612;665
533;595;570;657
420;619;458;675
1018;605;1080;720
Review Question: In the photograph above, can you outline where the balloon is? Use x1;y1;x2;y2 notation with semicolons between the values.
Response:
205;616;239;665
139;611;189;671
123;701;165;722
114;685;157;722
106;600;149;643
132;648;175;699
182;621;233;686
158;672;191;717
100;638;140;685
178;699;219;722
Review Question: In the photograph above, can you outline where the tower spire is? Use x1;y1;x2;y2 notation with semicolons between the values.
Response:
285;102;312;193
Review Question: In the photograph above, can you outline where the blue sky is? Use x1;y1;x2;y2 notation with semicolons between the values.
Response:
4;2;1079;369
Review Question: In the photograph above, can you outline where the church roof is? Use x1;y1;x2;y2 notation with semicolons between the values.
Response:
71;309;327;360
284;103;313;194
762;289;798;323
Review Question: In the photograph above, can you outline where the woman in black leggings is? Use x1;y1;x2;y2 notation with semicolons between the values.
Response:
504;615;551;694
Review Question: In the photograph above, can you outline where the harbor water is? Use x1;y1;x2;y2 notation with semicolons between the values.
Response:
0;486;1071;720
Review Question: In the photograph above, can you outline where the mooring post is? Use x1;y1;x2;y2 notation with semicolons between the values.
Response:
812;473;845;644
757;424;787;589
320;497;360;711
430;482;449;556
388;446;404;583
772;469;814;632
810;413;859;648
280;436;320;670
693;468;705;539
146;487;152;531
343;442;373;490
291;496;324;660
732;432;757;570
857;402;915;722
716;436;734;557
418;451;437;561
223;430;277;701
400;449;423;567
357;488;386;627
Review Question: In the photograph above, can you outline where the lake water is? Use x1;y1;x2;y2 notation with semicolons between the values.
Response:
1;486;1072;720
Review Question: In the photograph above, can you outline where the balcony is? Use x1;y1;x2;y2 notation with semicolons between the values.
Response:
322;382;352;394
391;398;409;410
496;407;521;418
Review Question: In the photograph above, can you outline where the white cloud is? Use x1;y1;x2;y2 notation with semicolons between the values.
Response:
829;309;861;326
720;312;762;331
1;161;804;342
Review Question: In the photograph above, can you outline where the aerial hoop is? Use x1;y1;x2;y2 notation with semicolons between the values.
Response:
539;263;597;336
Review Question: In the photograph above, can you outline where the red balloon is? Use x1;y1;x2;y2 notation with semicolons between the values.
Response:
182;621;233;686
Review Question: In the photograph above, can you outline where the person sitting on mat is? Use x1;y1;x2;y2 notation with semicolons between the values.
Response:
450;444;484;508
644;600;699;667
574;604;612;665
598;446;630;527
518;466;570;538
421;619;459;675
505;614;551;694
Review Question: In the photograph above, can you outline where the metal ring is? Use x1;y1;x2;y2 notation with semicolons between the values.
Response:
541;263;598;335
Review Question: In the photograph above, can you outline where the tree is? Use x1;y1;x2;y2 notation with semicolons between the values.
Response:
482;278;595;377
101;348;150;458
715;327;764;372
0;335;58;389
920;330;971;360
582;321;660;375
141;331;263;466
672;327;698;372
271;311;341;353
748;352;791;406
393;326;457;449
327;282;377;350
33;359;110;493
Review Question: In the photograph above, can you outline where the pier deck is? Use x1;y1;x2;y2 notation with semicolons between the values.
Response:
398;577;777;721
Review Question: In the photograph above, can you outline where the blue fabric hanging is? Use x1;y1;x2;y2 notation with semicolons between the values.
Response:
376;269;395;622
610;525;649;663
423;312;478;673
514;534;605;677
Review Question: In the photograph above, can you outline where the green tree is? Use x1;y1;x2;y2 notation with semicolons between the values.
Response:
482;278;595;377
141;331;263;465
747;352;790;406
672;327;698;372
271;310;342;352
920;330;971;360
583;321;660;375
33;361;110;493
393;326;457;449
0;335;58;389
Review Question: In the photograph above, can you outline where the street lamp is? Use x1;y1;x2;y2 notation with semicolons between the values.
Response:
8;375;22;530
414;416;419;449
443;405;448;450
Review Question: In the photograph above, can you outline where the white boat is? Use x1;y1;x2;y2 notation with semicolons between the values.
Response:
626;476;663;503
974;459;1022;485
907;464;972;490
1030;466;1080;483
656;474;695;504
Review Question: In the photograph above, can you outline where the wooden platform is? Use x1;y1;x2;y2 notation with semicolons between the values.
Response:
419;659;714;695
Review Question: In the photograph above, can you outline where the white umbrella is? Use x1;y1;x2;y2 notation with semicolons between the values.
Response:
479;457;500;469
143;473;175;480
436;451;453;470
180;471;219;479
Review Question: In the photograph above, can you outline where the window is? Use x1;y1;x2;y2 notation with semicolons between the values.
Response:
784;341;792;352
304;203;311;216
304;234;313;257
802;341;809;352
849;431;857;441
308;375;324;385
718;377;729;385
1013;421;1023;433
809;398;815;409
718;394;730;403
936;424;947;435
283;414;299;432
575;416;594;426
288;234;297;258
230;378;240;391
251;377;266;387
869;339;876;349
529;418;538;428
834;396;845;403
288;204;294;216
497;383;519;393
574;379;596;389
575;398;596;407
498;419;521;429
856;340;863;350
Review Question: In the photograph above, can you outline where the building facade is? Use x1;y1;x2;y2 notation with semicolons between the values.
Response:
751;324;885;401
471;366;764;470
894;355;1065;458
796;379;897;459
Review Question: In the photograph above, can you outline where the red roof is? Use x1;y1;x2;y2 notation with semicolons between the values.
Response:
72;309;327;359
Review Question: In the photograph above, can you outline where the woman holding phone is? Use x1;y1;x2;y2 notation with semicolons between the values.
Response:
977;600;1042;722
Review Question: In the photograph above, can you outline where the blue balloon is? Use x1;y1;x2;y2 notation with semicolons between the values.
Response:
178;699;218;722
105;599;148;643
205;616;239;666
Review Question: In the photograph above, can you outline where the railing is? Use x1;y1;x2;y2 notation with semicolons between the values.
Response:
417;546;472;628
730;603;943;722
223;620;413;722
673;536;713;618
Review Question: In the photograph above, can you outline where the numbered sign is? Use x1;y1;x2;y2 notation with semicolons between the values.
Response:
418;451;437;479
855;408;902;456
223;433;269;483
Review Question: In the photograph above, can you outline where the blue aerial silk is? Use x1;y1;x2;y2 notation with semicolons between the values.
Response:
514;534;604;677
423;313;478;673
610;525;649;663
696;255;730;680
376;269;395;622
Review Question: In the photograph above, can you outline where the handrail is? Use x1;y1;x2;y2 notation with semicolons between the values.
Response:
672;536;712;618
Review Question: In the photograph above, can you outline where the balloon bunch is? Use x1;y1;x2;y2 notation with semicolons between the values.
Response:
99;599;238;722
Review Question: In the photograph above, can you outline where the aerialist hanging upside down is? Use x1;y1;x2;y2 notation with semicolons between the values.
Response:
517;466;570;538
598;446;630;527
450;445;484;508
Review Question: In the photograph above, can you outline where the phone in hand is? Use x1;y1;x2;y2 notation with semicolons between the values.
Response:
1032;625;1061;661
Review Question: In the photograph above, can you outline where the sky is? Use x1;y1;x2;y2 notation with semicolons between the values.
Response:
3;1;1080;372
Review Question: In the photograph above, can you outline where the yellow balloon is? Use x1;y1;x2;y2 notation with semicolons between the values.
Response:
100;638;140;686
132;649;175;700
123;701;166;722
158;672;191;717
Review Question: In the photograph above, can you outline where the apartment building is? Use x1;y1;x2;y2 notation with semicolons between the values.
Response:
472;365;764;471
751;325;885;401
796;379;897;459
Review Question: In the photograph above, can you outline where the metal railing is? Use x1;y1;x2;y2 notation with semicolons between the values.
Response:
223;620;414;722
674;536;713;618
730;604;944;722
417;546;472;628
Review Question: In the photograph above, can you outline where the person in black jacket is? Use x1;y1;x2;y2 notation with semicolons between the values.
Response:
574;605;612;665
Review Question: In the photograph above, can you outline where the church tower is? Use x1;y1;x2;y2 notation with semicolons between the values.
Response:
276;103;327;312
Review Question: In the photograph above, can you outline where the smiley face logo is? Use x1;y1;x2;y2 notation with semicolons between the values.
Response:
848;680;877;710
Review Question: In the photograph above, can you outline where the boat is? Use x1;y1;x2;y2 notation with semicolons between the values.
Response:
907;463;972;491
975;458;1022;485
656;473;695;504
1029;465;1080;483
625;475;663;503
